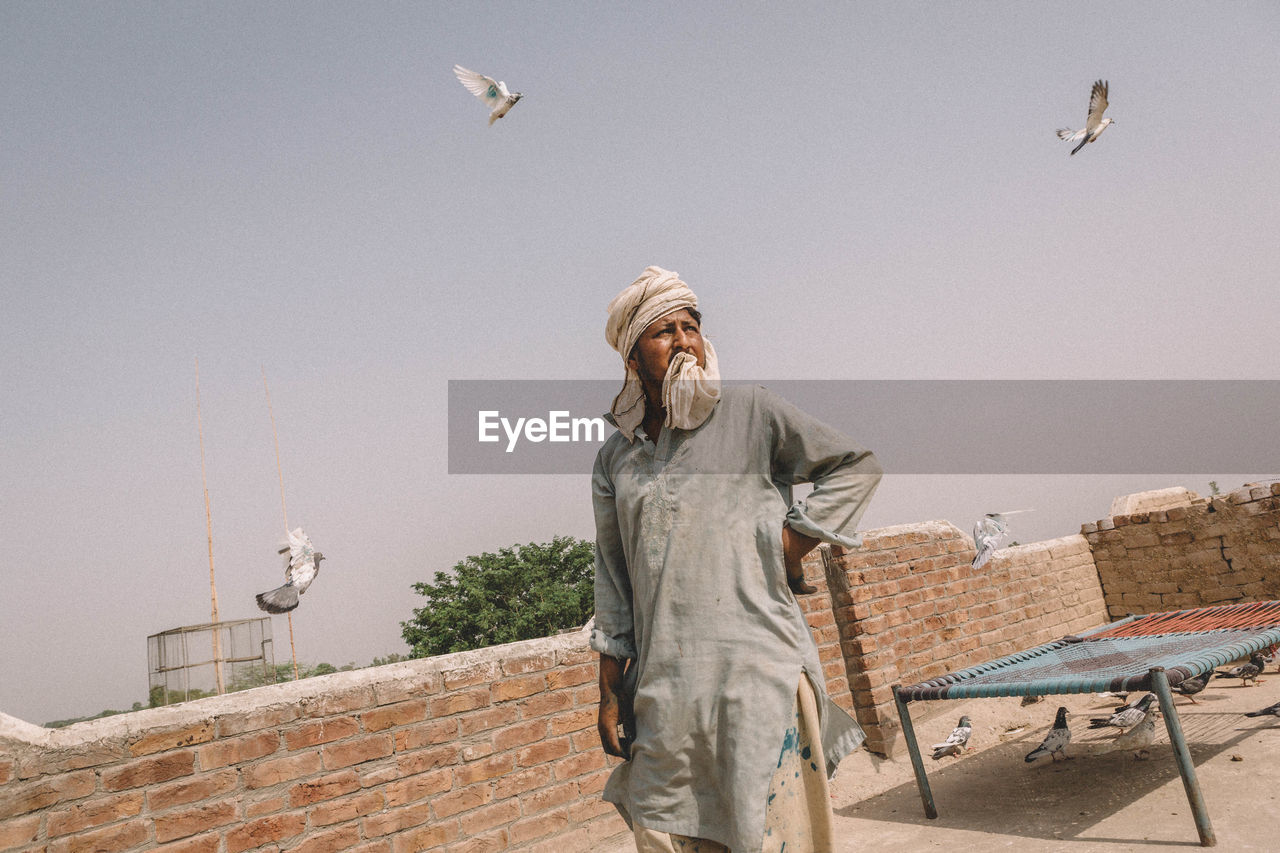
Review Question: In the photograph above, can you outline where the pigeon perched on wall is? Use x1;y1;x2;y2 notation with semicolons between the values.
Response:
1108;706;1160;759
255;527;325;614
1215;653;1266;687
971;510;1032;569
454;65;523;125
1089;693;1155;729
1244;701;1280;719
1172;672;1211;704
931;716;973;759
1057;79;1114;155
1025;706;1072;763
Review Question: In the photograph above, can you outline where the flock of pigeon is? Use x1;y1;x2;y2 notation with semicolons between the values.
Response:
450;65;1116;158
930;649;1280;766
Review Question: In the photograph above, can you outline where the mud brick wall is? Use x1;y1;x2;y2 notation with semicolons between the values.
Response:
0;632;629;853
1083;482;1280;621
815;521;1107;755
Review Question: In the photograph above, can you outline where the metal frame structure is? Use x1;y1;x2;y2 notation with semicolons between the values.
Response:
892;601;1280;848
147;617;275;706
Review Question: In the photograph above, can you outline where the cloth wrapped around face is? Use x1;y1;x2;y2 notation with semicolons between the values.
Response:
605;265;721;441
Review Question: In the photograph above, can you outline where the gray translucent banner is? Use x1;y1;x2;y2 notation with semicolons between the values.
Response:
447;380;1279;475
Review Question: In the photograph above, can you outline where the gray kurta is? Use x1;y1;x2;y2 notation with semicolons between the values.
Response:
591;384;882;852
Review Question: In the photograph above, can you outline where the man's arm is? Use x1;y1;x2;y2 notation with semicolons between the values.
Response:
782;524;821;594
597;653;633;759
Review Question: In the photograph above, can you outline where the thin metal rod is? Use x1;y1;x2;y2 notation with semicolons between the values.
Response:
893;685;938;819
195;357;226;695
1150;667;1216;847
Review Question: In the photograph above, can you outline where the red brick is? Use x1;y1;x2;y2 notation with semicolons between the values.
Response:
395;717;458;750
348;841;394;853
493;765;552;799
385;768;452;806
457;705;519;736
433;784;492;818
217;705;300;737
454;753;514;786
509;807;570;845
363;801;433;836
392;821;459;852
546;663;595;690
432;689;491;717
362;699;428;731
153;800;238;843
558;645;595;666
197;730;279;769
284;715;361;750
553;749;604;780
20;744;127;778
0;769;96;819
458;799;520;836
225;812;307;853
443;661;501;690
291;823;362;853
516;737;571;767
309;789;384;826
322;733;394;769
244;791;289;818
101;751;195;791
243;751;323;789
147;768;239;812
396;744;459;775
300;686;376;718
493;720;548;751
128;721;216;756
518;692;573;718
521;781;577;814
47;818;148;853
47;791;144;837
0;814;39;849
289;770;361;807
445;828;508;853
153;831;222;853
549;708;596;736
501;650;557;675
491;673;547;702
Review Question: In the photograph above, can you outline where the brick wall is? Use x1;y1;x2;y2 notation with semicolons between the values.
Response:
1083;482;1280;620
1;633;629;853
806;521;1107;755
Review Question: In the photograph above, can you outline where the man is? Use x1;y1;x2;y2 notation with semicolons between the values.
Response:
591;266;881;852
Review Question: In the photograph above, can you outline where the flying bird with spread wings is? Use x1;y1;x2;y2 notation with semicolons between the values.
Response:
454;64;523;125
1057;79;1114;155
255;527;325;614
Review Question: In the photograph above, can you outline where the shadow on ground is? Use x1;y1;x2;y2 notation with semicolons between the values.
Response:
838;701;1273;848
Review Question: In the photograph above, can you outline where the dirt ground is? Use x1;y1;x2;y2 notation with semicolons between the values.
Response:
601;667;1280;851
830;670;1280;851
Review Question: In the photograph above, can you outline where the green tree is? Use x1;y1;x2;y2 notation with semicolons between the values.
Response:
401;536;594;658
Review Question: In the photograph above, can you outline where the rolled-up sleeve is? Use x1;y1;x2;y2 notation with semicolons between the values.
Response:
764;387;882;547
590;450;637;660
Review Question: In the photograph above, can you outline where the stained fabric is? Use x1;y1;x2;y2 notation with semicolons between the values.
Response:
592;384;881;851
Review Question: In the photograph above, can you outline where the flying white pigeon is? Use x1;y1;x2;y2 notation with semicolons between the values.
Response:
453;64;523;125
931;715;973;759
255;527;325;614
1057;79;1113;155
972;510;1033;569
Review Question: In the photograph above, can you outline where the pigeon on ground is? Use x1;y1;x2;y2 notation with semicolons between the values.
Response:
255;527;325;614
1244;701;1280;719
1172;672;1211;704
1025;706;1072;763
931;716;973;759
1214;653;1266;687
1108;706;1160;759
1057;79;1114;155
1089;693;1155;729
972;510;1032;569
454;65;523;125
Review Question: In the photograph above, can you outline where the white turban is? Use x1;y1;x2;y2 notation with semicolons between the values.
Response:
605;266;720;441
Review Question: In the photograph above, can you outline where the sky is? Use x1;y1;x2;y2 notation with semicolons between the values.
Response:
2;2;1278;726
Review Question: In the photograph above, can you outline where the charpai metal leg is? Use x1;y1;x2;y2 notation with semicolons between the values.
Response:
1150;667;1216;847
892;684;938;819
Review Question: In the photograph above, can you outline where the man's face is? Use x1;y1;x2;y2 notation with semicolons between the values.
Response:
627;308;706;388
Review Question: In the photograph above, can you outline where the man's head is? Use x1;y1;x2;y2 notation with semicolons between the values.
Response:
626;307;706;397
